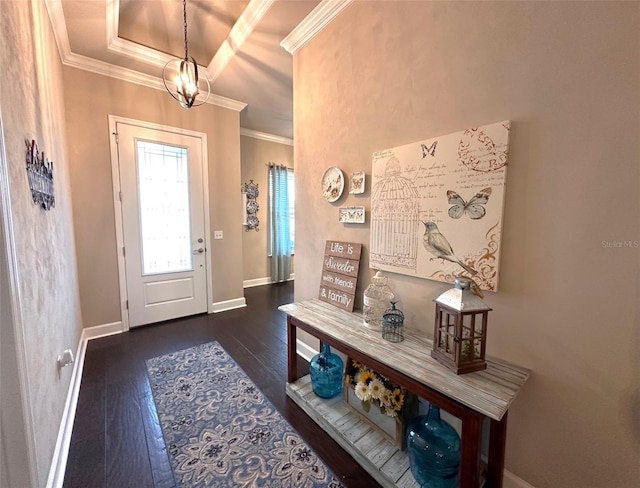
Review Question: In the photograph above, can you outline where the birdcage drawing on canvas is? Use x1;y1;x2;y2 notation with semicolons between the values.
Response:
370;121;510;292
370;156;420;270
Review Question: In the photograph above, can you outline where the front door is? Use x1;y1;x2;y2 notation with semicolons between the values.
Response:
116;122;208;327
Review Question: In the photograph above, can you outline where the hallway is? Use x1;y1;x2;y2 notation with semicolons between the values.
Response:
63;282;379;487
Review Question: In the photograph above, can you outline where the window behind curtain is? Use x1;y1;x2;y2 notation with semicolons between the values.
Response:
268;169;295;255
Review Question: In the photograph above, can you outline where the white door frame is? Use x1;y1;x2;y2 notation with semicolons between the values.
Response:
108;115;213;332
0;107;37;487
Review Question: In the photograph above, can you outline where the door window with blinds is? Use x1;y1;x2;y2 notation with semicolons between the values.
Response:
137;140;192;274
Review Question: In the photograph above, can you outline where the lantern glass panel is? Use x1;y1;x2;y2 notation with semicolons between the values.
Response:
461;339;474;362
474;318;483;336
474;339;483;359
462;324;472;339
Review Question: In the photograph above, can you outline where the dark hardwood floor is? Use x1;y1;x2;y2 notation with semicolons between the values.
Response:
63;282;381;488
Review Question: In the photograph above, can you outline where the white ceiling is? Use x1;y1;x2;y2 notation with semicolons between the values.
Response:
45;0;353;140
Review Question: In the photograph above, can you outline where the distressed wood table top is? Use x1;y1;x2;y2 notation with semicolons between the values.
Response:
280;299;530;421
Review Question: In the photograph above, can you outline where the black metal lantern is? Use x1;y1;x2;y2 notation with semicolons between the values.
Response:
432;278;491;374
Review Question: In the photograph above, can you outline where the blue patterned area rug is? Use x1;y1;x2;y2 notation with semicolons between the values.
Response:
146;341;345;487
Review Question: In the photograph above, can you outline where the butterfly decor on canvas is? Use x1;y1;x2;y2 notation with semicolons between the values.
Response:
447;187;492;219
421;141;438;158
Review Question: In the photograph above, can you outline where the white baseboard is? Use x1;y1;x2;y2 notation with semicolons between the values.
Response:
296;338;318;363
243;277;273;288
504;470;536;488
212;297;247;313
46;321;124;487
81;321;123;341
243;274;294;288
45;335;87;488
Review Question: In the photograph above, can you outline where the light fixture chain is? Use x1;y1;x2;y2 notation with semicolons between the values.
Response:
183;0;188;60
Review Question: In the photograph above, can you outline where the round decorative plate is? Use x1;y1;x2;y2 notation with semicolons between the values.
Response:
321;166;344;203
246;200;259;214
245;181;259;199
246;215;259;230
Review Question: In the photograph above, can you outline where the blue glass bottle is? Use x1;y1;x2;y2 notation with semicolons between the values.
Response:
309;344;343;399
407;403;461;488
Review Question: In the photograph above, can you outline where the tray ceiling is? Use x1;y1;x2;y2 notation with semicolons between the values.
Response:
46;0;352;140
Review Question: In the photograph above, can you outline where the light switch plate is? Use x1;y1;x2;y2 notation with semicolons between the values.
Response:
214;230;223;239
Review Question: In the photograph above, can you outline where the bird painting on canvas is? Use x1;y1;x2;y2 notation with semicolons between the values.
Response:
422;221;477;276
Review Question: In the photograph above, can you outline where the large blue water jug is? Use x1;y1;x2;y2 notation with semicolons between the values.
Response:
407;403;461;488
309;344;343;399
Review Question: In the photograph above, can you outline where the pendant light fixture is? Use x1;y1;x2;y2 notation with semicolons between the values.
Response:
162;0;210;109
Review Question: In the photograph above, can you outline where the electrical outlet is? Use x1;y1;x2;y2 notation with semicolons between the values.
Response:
214;230;223;239
57;349;74;368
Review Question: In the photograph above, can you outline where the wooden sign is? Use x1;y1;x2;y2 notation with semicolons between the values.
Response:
319;241;362;312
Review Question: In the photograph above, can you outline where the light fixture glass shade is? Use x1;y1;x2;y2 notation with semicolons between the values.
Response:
163;56;210;109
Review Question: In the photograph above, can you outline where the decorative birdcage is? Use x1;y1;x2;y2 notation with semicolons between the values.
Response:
382;301;404;343
371;156;420;270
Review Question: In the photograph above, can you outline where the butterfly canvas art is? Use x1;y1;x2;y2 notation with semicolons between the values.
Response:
447;187;492;219
421;141;438;158
371;121;510;292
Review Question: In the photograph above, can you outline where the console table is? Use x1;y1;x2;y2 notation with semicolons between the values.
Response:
280;299;530;488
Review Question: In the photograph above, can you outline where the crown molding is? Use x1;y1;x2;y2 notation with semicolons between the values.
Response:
240;128;293;146
280;0;353;54
107;0;275;84
44;0;72;59
48;0;266;100
107;0;213;79
62;51;246;112
45;0;246;112
206;0;275;80
106;0;172;70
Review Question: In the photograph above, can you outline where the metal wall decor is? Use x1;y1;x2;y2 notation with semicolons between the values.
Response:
25;139;55;210
242;180;260;231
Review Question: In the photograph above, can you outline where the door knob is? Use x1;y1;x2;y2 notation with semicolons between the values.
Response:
193;248;204;254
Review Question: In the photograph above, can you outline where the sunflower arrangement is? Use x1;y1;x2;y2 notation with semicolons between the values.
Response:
344;359;406;418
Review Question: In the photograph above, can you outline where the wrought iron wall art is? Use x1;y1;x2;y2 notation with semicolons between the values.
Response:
242;179;260;231
25;139;55;210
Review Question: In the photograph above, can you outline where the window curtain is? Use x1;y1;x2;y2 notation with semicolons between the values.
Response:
268;163;291;283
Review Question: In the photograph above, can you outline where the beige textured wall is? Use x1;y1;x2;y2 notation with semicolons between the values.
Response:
240;135;294;282
293;2;639;487
0;1;83;485
63;68;244;327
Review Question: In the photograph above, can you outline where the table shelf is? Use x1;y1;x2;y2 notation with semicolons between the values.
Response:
280;299;530;488
286;375;420;488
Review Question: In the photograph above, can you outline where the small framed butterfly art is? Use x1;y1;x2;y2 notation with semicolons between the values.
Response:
349;172;365;195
